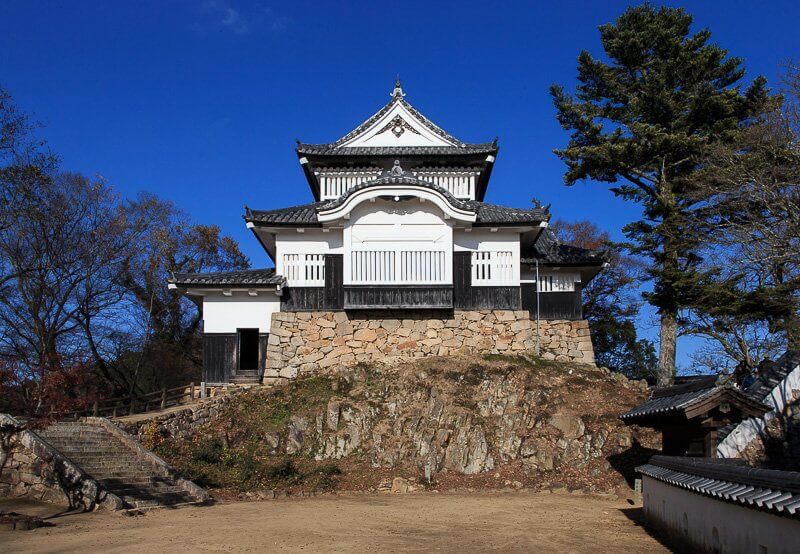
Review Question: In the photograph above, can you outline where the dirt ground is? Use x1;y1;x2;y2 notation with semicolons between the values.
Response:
1;491;670;553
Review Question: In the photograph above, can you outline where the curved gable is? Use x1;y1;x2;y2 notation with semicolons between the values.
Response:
317;182;477;224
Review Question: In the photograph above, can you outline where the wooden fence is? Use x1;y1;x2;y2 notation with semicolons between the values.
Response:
49;383;199;420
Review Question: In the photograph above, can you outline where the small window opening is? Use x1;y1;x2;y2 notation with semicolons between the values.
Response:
238;329;260;371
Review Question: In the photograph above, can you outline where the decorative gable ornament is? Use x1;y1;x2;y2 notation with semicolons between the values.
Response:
330;79;465;149
376;115;421;138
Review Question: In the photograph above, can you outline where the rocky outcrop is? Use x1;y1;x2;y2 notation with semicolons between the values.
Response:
265;310;595;381
147;356;655;493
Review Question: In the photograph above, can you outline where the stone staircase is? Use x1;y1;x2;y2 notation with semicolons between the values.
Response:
231;369;261;385
37;420;207;510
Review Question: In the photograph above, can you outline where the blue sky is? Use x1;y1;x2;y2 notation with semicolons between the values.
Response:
2;1;798;369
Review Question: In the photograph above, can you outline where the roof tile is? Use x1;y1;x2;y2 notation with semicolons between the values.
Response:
170;268;285;287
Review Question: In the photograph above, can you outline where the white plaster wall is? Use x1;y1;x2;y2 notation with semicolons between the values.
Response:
643;476;800;553
202;292;281;334
275;229;343;276
344;199;453;284
718;363;800;458
454;229;520;286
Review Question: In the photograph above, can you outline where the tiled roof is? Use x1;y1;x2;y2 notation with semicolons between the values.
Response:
520;228;606;266
169;268;285;287
620;376;722;421
470;203;550;225
296;143;499;157
746;350;800;403
716;350;800;445
331;88;467;147
296;82;497;158
621;376;770;425
246;173;549;227
244;204;320;226
638;455;800;517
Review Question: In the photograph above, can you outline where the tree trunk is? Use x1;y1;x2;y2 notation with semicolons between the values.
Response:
657;309;677;386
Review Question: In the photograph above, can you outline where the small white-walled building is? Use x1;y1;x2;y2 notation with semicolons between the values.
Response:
169;80;605;384
638;456;800;553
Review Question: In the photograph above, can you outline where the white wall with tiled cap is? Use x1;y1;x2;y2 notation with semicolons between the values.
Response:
202;292;281;334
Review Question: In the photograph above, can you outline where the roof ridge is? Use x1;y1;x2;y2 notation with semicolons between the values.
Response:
327;92;467;149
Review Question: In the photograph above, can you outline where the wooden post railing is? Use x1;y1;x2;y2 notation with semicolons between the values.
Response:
45;381;202;420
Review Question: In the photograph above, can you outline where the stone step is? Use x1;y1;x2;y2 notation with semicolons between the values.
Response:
73;464;159;476
49;446;142;455
99;475;176;486
41;419;206;510
45;440;138;455
104;483;188;496
124;494;198;509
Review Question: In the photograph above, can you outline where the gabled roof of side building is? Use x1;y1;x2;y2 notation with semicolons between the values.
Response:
620;375;770;427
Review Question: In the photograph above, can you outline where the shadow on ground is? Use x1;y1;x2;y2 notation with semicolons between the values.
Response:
618;506;677;552
606;439;660;487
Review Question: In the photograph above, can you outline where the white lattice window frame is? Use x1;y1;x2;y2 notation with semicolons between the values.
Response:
471;250;515;286
536;272;579;292
349;248;449;285
283;253;325;287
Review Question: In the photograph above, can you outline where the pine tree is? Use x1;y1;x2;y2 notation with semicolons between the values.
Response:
550;4;768;384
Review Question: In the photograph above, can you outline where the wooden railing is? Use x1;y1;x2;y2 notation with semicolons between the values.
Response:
284;253;325;286
48;383;200;420
349;249;448;285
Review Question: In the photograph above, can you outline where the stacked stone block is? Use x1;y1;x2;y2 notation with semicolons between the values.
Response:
265;310;594;381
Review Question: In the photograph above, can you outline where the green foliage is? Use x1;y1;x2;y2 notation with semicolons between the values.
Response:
550;3;771;381
592;314;657;381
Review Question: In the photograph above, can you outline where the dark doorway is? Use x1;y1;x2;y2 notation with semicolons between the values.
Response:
237;328;260;371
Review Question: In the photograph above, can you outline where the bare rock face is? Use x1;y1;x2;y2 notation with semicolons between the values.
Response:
548;410;585;440
148;356;656;491
444;425;494;474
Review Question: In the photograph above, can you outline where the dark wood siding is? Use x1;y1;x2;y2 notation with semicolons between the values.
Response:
453;251;521;310
281;287;327;310
280;254;344;311
344;286;453;309
521;283;583;320
203;333;236;384
203;332;268;384
258;334;268;371
461;286;521;310
324;254;344;308
453;252;472;308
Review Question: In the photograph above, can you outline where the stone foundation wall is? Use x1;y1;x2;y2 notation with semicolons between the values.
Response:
121;393;240;441
265;310;594;380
